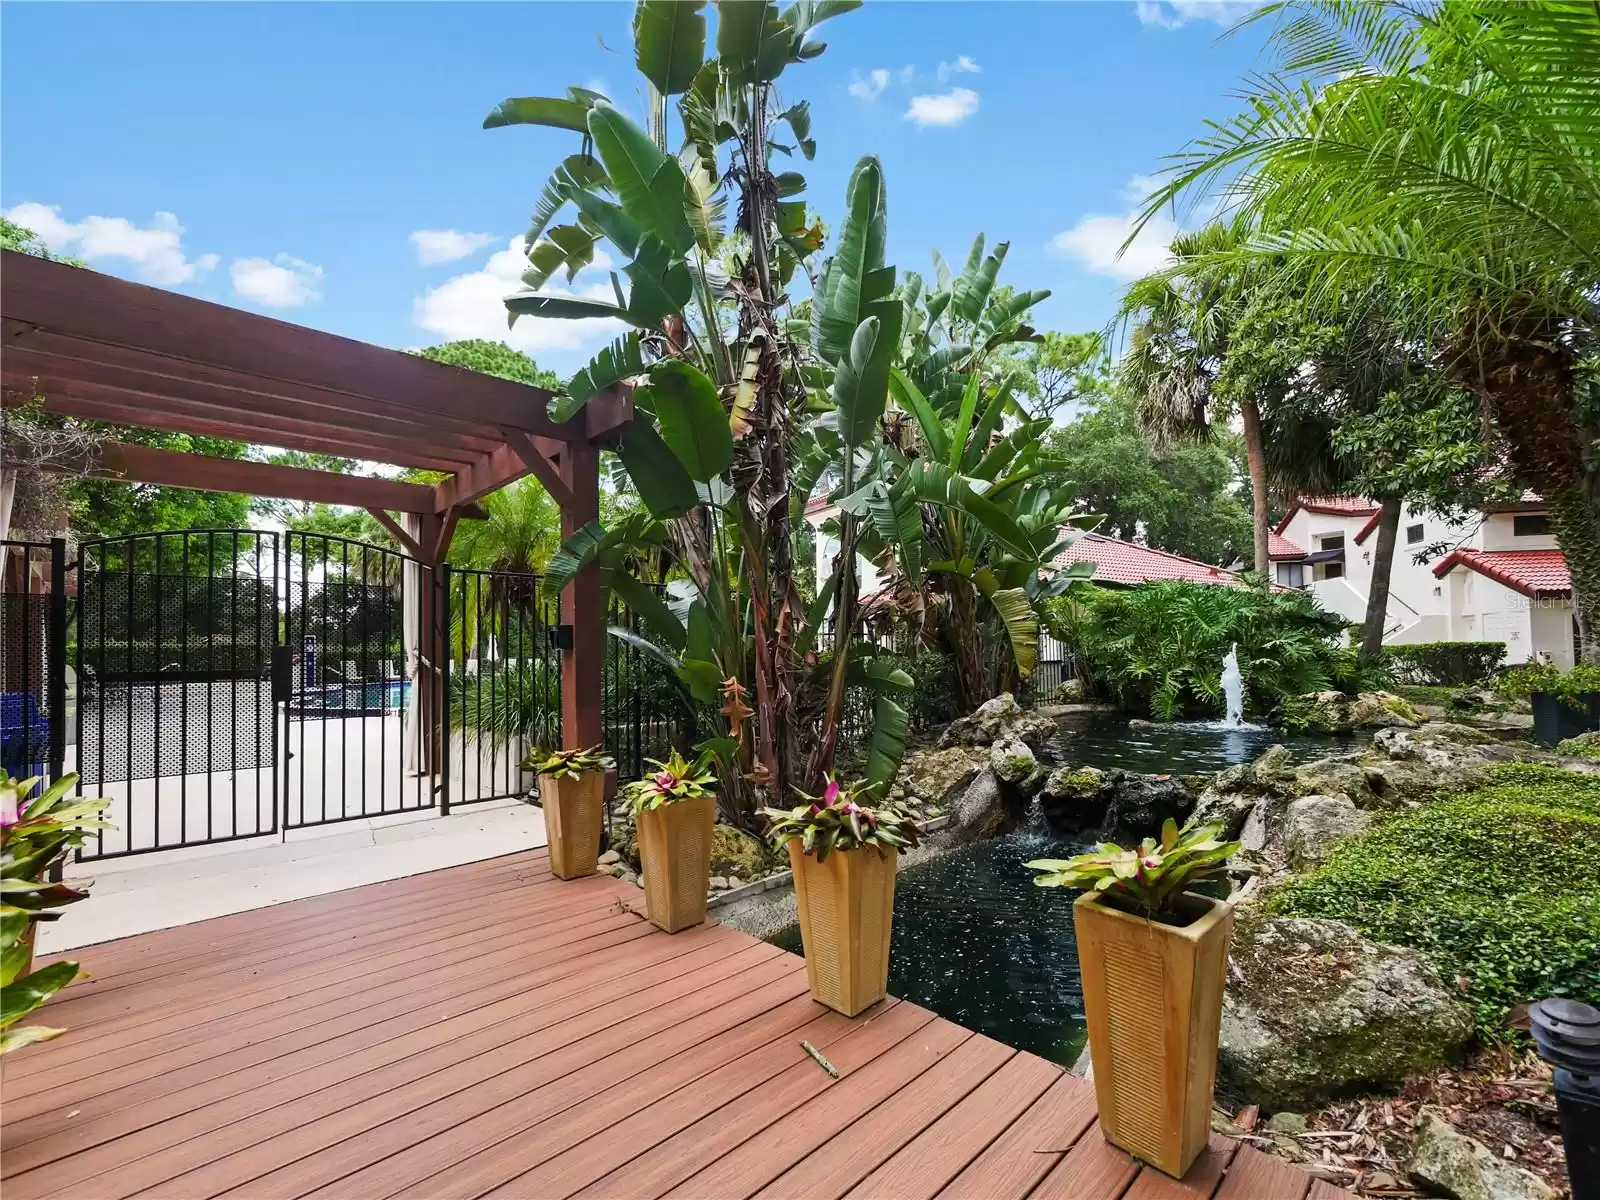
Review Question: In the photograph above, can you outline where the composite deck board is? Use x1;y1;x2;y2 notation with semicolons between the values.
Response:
1;849;1345;1200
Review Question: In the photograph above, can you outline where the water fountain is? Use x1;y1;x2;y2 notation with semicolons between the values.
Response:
1221;643;1245;727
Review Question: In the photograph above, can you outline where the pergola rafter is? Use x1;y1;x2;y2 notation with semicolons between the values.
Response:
0;248;629;752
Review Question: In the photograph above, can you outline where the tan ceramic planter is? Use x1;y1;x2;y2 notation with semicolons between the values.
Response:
788;840;896;1017
1073;890;1234;1178
541;771;605;879
636;796;716;933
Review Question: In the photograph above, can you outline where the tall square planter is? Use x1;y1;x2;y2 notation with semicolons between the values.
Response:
788;841;896;1017
637;795;716;933
1073;890;1234;1179
541;771;604;879
1532;691;1600;747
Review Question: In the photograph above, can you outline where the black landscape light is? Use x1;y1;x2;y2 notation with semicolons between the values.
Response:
1530;997;1600;1200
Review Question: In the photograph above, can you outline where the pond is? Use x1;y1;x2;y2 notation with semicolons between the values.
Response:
770;826;1092;1067
1051;709;1357;774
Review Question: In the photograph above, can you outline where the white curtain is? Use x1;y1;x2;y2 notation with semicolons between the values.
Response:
402;514;425;775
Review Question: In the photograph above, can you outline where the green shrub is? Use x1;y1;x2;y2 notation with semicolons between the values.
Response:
1384;641;1507;687
1496;661;1600;705
1267;764;1600;1039
1044;580;1362;721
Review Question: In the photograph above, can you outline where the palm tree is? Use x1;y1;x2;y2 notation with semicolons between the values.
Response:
1118;223;1277;576
1141;0;1600;660
447;478;561;575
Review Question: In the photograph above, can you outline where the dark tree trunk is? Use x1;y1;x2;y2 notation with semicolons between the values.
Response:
1360;495;1403;662
1240;396;1271;577
1457;320;1600;664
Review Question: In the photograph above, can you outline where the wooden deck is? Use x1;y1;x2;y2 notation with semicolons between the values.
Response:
1;849;1343;1200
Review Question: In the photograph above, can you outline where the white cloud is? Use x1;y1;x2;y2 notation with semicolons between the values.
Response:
936;55;981;82
904;88;979;127
411;236;625;356
1050;177;1180;281
898;65;915;84
231;254;323;307
848;68;890;102
1134;1;1261;30
409;229;497;265
3;202;217;286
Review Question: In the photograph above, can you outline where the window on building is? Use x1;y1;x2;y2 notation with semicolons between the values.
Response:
1406;523;1425;544
1514;514;1551;537
1319;533;1345;551
1276;562;1304;588
1324;562;1344;579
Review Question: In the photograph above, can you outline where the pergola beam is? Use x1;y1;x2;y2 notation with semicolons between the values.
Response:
95;442;439;512
3;338;506;448
6;385;477;473
3;250;582;439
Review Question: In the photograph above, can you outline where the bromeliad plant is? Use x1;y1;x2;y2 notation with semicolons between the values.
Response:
523;745;614;779
1027;818;1239;922
625;749;718;815
760;777;920;863
2;771;113;1056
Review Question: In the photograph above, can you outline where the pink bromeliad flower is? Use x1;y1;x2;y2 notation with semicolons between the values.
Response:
0;784;20;831
653;770;679;793
823;779;841;807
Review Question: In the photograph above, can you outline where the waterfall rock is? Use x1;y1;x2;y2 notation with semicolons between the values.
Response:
1278;690;1423;734
1409;1110;1558;1200
926;767;1020;847
1283;795;1372;865
1038;766;1194;843
887;745;989;812
936;693;1057;751
989;736;1040;786
1219;915;1474;1111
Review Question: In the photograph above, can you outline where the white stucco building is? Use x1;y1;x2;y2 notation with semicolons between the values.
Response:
1270;495;1577;668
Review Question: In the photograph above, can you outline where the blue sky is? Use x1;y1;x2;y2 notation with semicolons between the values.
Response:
2;1;1270;379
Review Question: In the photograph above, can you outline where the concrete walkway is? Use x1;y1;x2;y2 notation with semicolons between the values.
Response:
44;799;547;953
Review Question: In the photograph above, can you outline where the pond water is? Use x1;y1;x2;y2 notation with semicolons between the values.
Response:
771;827;1092;1066
1051;710;1356;774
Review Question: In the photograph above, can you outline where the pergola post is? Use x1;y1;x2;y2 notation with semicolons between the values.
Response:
560;443;602;750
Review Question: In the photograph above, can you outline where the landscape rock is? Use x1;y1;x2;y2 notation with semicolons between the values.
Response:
1238;799;1278;854
988;736;1039;786
1096;773;1195;845
1556;729;1600;759
1263;1111;1308;1135
1292;757;1377;808
1219;915;1475;1111
1409;1109;1558;1200
710;825;771;881
709;876;730;890
937;693;1057;751
926;767;1018;847
1283;795;1372;866
888;745;987;811
1280;690;1423;734
598;849;621;866
1348;691;1425;729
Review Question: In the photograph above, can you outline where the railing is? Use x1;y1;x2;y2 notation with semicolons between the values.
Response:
0;538;67;787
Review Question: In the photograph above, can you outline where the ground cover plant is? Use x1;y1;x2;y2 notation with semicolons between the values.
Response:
1267;763;1600;1038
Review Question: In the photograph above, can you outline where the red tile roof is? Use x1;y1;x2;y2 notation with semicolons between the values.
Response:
1273;495;1379;534
1432;548;1571;598
1056;533;1241;587
803;496;832;517
1269;531;1306;559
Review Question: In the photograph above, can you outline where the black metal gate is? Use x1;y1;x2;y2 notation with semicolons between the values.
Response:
66;527;690;861
76;531;279;860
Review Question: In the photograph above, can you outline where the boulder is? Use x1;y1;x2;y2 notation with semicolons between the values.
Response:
1098;773;1195;844
889;745;987;811
1348;691;1424;729
926;767;1017;847
937;693;1057;751
1191;744;1297;837
709;825;771;881
1281;690;1352;734
1558;729;1600;759
1038;766;1109;835
1219;915;1474;1111
1283;795;1372;866
988;736;1039;786
1409;1109;1558;1200
1291;756;1377;809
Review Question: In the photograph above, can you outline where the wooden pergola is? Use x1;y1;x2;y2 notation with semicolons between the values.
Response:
0;248;630;753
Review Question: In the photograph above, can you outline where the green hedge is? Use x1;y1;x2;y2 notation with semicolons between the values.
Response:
1267;763;1600;1039
1383;641;1507;686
